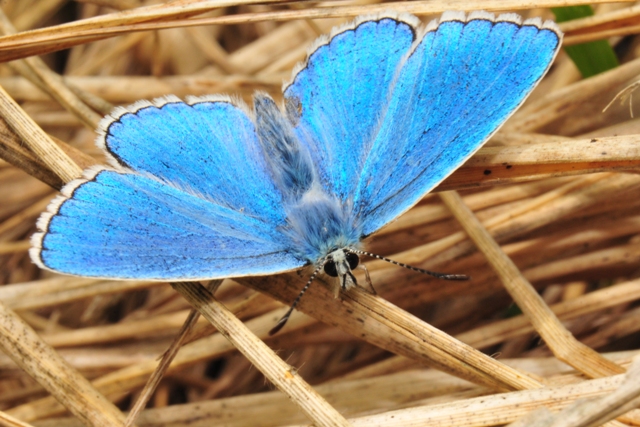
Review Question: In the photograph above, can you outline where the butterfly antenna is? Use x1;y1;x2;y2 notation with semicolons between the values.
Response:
350;249;469;281
269;263;324;335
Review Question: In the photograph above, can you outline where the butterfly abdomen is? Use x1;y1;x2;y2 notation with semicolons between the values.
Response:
253;92;361;262
254;93;315;203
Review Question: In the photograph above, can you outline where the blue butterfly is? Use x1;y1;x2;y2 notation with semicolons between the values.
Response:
31;11;561;315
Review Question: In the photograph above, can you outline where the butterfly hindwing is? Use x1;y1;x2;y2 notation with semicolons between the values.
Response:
31;169;306;280
283;13;417;205
353;12;562;236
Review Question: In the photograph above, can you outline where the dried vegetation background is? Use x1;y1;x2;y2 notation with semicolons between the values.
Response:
2;0;640;426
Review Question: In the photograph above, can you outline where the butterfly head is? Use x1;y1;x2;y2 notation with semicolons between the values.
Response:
323;248;360;295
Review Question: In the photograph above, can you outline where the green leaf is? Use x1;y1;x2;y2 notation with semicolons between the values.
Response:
551;6;619;78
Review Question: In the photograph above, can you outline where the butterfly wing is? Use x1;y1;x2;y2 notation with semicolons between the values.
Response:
31;98;307;280
100;96;286;225
283;13;418;204
354;12;562;236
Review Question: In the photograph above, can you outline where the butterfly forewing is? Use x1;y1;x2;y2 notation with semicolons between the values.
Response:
283;14;417;205
353;12;561;236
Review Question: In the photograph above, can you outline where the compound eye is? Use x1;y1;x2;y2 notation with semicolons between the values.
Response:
345;252;359;270
324;260;338;277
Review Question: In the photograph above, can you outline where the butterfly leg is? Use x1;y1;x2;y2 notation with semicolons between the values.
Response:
357;264;376;295
269;264;324;335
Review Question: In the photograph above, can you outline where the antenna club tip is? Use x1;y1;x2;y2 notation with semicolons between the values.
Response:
269;317;288;335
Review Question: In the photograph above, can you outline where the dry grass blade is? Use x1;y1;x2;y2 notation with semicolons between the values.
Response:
456;278;640;350
123;279;223;427
289;372;632;427
0;85;81;183
506;56;640;132
0;10;103;129
0;411;35;427
559;7;640;46
0;301;127;427
0;0;631;62
0;117;63;189
241;273;541;391
539;357;640;427
506;408;556;427
3;304;315;422
171;281;353;427
440;191;625;378
339;277;640;383
559;4;640;45
506;359;640;427
438;134;640;190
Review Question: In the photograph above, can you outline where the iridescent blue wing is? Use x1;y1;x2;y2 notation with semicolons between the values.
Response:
353;12;562;236
283;13;418;204
100;95;286;225
31;97;307;280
